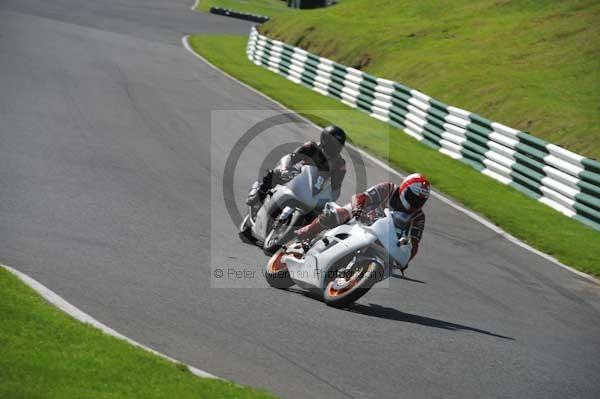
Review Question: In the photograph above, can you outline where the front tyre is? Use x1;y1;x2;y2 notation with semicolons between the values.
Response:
264;248;295;289
263;219;288;254
323;261;384;308
263;209;299;255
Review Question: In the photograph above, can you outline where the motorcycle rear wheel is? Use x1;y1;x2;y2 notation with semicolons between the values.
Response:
238;213;256;244
265;248;295;289
323;261;384;308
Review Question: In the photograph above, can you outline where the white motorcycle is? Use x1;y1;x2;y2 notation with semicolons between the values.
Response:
239;163;336;254
265;206;413;308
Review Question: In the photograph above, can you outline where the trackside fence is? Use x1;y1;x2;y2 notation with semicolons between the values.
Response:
246;27;600;231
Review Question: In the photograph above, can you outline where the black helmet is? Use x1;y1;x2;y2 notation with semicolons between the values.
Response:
320;125;346;158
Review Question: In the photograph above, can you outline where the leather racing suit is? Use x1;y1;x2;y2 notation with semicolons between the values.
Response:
248;141;346;205
296;181;426;262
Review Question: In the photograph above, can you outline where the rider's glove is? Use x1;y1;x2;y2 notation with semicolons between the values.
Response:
365;209;379;223
397;236;409;246
279;168;292;181
351;193;367;218
351;206;363;219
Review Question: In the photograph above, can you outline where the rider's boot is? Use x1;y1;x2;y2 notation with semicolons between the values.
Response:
397;263;408;277
295;218;326;241
246;181;267;206
246;170;275;206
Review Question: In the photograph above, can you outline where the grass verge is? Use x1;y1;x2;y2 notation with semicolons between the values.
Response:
195;0;292;16
254;0;600;158
0;266;276;399
188;34;600;276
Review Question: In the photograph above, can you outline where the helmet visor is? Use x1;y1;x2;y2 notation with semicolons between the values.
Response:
403;187;427;209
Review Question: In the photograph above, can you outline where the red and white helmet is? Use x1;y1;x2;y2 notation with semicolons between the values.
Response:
396;173;430;211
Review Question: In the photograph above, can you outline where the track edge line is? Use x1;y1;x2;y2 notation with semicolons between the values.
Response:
1;263;220;380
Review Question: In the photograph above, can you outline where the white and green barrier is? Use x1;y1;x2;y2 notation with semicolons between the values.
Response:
246;27;600;231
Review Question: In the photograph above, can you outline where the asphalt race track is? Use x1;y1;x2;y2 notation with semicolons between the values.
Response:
1;1;599;398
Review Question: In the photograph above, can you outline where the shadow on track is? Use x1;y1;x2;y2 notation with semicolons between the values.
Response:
349;303;514;340
390;273;426;284
287;288;513;340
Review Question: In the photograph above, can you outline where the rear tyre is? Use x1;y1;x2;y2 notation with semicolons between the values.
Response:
323;261;384;308
265;248;295;289
238;214;256;244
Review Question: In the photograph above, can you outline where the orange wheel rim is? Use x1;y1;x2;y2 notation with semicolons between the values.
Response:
268;252;288;273
327;275;360;297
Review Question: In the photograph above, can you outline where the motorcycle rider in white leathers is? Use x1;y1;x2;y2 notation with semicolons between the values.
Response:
295;173;431;272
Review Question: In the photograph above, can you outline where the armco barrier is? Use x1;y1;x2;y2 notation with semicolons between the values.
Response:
246;27;600;231
210;7;269;23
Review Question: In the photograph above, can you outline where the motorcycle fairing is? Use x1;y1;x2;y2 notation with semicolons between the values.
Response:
282;209;413;290
250;165;333;242
283;223;378;290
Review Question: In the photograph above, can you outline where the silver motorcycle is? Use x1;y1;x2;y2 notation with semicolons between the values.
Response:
265;206;413;308
239;163;336;254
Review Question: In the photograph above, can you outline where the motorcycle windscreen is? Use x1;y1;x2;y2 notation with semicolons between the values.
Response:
369;214;412;267
285;165;332;212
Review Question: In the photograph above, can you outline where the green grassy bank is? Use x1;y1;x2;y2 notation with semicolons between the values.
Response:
188;34;600;276
221;0;599;158
0;266;276;399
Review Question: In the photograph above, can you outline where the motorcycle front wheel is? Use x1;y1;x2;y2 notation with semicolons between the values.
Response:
323;260;384;308
265;248;295;289
263;208;299;255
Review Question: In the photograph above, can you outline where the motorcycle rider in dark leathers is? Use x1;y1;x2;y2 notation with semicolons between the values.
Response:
246;125;347;206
